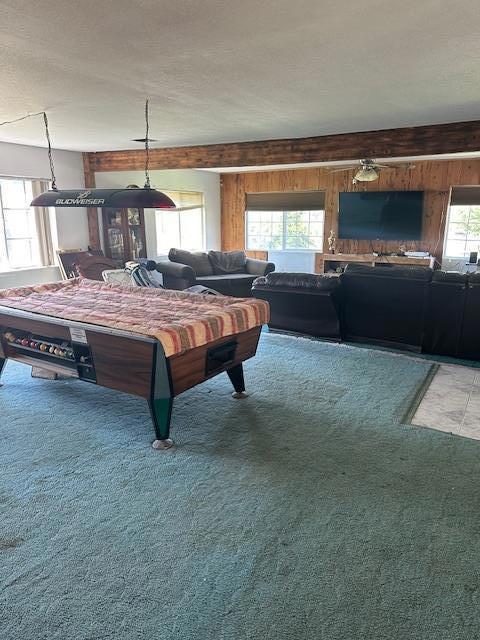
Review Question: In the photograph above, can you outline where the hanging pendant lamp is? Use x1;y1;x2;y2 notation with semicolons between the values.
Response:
31;186;176;208
31;101;176;209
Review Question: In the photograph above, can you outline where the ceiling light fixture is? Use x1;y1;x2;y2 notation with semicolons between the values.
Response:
353;166;379;183
30;100;176;209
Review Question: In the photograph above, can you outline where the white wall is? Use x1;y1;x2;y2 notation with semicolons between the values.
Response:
0;266;61;289
94;169;221;259
0;141;88;288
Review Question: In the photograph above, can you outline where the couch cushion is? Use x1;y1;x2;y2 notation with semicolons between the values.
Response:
468;272;480;285
432;270;468;284
208;250;246;275
343;263;433;281
254;271;340;291
196;274;257;298
196;273;256;284
168;248;213;276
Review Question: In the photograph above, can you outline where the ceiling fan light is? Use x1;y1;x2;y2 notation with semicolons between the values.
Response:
354;167;379;182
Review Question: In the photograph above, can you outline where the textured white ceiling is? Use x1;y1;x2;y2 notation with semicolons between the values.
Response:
0;0;479;152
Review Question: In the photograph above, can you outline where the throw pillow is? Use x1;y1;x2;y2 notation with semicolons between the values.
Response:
208;250;247;274
168;248;214;276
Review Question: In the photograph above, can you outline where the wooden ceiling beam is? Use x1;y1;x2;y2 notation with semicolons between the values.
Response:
86;120;480;172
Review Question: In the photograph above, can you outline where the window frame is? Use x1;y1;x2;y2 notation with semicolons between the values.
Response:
0;176;53;273
443;203;480;259
245;208;325;252
155;190;206;254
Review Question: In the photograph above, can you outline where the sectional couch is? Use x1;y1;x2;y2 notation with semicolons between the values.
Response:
252;264;480;361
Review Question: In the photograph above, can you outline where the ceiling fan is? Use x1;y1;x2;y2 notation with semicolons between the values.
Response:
329;159;415;184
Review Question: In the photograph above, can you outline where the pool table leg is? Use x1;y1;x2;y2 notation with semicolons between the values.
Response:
150;344;175;450
227;363;248;399
0;358;7;387
149;396;174;450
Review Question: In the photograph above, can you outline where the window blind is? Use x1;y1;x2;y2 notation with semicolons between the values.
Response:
162;190;203;211
32;179;54;266
450;187;480;206
246;191;325;211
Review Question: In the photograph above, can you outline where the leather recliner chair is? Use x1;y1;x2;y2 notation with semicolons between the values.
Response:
252;272;342;340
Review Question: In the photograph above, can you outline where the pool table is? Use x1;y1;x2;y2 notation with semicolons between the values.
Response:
0;280;268;449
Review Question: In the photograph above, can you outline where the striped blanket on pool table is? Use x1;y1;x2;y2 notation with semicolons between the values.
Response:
0;278;269;357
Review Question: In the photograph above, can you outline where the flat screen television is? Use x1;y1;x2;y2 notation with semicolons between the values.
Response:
338;191;423;240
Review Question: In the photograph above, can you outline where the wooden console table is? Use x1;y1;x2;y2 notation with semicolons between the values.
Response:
318;253;435;273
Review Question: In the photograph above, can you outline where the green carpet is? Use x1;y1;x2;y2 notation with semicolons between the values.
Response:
0;333;479;639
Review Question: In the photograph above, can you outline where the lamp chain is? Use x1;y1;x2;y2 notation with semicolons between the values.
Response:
144;99;151;189
0;110;57;191
43;112;57;191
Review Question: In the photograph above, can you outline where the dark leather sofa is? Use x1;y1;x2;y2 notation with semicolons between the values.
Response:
341;263;432;351
252;264;480;361
423;271;468;357
155;248;275;297
252;272;342;340
458;272;480;360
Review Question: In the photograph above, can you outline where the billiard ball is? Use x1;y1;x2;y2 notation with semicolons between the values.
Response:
39;344;48;352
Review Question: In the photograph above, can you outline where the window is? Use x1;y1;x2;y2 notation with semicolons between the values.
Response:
155;190;205;254
0;177;53;271
444;204;480;259
246;210;325;251
245;191;325;252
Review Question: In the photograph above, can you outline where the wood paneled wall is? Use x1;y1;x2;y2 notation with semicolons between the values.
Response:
221;159;480;265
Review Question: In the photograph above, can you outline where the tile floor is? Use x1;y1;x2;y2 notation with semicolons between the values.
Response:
412;364;480;439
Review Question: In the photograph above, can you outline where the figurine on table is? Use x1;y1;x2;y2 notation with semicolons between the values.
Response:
328;229;336;254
